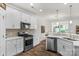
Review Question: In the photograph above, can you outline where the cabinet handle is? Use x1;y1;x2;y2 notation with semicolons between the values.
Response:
63;45;65;49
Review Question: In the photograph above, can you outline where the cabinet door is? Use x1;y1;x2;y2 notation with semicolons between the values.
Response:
30;16;37;29
16;38;23;53
64;44;73;56
22;13;30;23
57;39;64;55
14;10;22;29
63;42;73;56
57;39;73;56
5;6;16;29
5;40;17;56
5;6;21;29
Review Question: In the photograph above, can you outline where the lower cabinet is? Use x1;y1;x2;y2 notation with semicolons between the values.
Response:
5;37;23;56
5;39;17;56
57;39;64;55
57;39;73;56
64;44;73;56
16;38;23;54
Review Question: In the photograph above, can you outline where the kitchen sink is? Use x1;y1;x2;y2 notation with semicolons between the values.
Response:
63;37;77;41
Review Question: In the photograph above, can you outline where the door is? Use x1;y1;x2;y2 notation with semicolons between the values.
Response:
6;40;17;56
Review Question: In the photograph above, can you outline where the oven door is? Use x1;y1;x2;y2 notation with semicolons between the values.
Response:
24;39;33;46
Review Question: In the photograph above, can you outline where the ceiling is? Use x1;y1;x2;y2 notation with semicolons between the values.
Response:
8;3;79;20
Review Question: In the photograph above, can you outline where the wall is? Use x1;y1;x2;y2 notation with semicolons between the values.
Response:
36;16;51;42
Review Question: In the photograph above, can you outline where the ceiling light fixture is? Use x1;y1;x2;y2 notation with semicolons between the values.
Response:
56;9;59;20
40;9;43;12
69;5;72;24
69;5;72;37
30;3;34;6
69;20;72;24
64;2;67;5
56;22;59;25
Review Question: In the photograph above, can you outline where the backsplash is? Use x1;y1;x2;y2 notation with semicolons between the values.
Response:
6;29;34;37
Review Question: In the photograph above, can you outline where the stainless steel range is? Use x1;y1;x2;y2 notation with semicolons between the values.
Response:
18;32;33;51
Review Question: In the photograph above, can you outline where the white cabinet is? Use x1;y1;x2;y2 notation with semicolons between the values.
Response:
63;44;73;56
5;6;21;29
22;13;30;23
57;39;64;55
57;39;73;56
5;37;23;56
16;38;23;54
5;39;17;56
30;16;37;29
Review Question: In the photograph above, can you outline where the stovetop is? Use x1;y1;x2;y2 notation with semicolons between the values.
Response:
18;32;33;37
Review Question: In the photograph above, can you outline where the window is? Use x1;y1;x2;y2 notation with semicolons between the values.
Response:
52;22;68;33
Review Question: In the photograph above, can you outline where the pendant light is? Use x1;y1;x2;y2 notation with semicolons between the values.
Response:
69;5;72;24
56;9;61;33
56;9;59;26
69;5;72;37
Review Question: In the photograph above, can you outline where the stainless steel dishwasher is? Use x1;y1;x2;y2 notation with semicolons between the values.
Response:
46;37;58;51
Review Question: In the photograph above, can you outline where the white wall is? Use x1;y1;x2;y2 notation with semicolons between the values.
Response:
35;17;51;42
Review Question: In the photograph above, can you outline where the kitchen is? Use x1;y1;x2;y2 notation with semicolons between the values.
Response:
0;3;79;56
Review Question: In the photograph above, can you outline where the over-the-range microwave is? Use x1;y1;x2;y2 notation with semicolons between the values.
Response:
20;21;31;29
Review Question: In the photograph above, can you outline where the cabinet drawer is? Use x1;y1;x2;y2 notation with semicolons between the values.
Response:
64;44;73;56
63;39;73;46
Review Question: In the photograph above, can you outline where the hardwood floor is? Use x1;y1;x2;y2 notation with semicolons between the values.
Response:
17;40;61;56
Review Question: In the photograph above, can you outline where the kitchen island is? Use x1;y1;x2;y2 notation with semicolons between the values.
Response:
46;35;79;56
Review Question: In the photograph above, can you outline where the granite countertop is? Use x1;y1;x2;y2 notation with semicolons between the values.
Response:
47;35;79;46
6;36;23;40
47;35;65;39
47;35;79;41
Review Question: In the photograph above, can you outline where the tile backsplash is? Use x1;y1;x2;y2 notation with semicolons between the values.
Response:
6;29;34;37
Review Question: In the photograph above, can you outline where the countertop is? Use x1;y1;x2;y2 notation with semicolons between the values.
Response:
6;36;23;40
47;35;79;46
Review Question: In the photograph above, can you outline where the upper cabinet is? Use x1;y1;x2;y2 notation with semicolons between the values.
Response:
22;13;37;29
22;13;31;23
30;16;37;29
5;6;22;29
5;5;37;29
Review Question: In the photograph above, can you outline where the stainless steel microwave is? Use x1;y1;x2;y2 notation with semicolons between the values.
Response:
20;22;31;29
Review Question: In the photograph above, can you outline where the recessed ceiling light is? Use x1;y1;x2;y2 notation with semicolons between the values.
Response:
30;3;34;6
56;22;59;25
40;9;43;12
69;20;72;24
64;2;67;5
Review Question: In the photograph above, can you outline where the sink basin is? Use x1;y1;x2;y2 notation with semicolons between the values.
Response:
63;37;77;41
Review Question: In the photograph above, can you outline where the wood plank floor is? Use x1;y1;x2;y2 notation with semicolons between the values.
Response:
17;40;61;56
